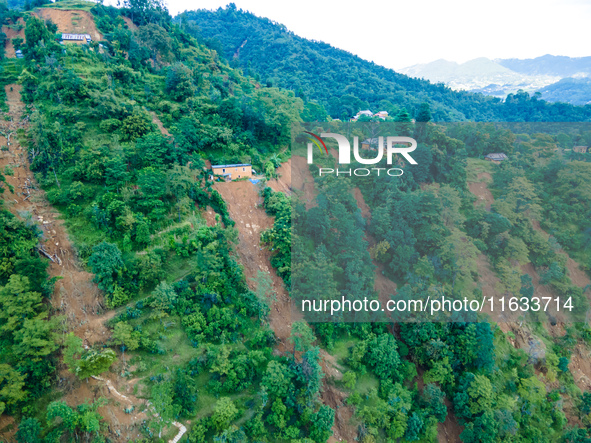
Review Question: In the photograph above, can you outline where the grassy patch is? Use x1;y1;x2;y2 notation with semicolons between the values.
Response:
126;316;202;385
39;0;95;11
466;158;494;182
62;211;107;249
0;59;26;112
355;372;379;396
162;254;201;283
330;337;356;362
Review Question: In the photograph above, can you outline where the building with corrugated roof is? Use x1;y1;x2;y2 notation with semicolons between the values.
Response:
211;163;252;181
61;33;92;44
484;153;508;163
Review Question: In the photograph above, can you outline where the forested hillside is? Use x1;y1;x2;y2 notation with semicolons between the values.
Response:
182;4;591;122
255;119;591;442
539;78;591;106
498;55;591;77
0;1;331;441
1;0;591;442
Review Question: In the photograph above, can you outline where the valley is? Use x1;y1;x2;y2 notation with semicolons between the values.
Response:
401;55;591;105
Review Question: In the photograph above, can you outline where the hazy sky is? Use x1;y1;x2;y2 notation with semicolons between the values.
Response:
161;0;591;70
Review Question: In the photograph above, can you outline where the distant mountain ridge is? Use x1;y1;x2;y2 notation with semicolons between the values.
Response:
403;58;514;82
182;6;591;121
400;58;559;97
538;77;591;105
498;54;591;77
401;55;591;105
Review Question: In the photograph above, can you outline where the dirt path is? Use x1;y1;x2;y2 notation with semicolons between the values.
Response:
150;111;171;137
2;19;25;58
0;83;187;443
60;373;148;441
91;375;186;443
437;398;463;443
468;172;494;211
0;84;148;440
0;85;112;343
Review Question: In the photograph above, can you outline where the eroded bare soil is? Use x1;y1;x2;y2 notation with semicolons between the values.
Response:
0;85;153;442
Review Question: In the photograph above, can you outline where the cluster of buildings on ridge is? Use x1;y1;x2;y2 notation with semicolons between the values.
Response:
352;110;513;163
351;110;390;121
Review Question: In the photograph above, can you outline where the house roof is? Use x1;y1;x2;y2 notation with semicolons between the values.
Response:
357;110;373;115
211;163;251;169
485;153;508;160
62;33;91;40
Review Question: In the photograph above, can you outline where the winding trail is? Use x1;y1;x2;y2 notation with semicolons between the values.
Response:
0;84;112;344
91;376;187;443
0;84;189;442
